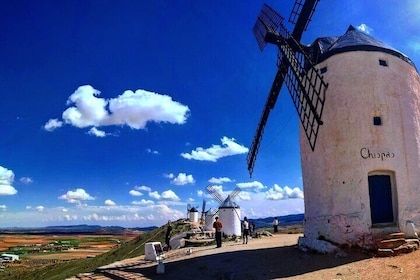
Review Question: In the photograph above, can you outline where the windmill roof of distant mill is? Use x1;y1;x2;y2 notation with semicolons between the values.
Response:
309;25;415;67
219;195;240;209
189;207;198;212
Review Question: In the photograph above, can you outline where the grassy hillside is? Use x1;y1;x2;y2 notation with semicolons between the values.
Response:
1;217;301;280
2;220;190;280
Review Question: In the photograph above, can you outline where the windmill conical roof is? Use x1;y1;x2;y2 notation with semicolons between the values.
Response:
219;195;240;209
308;25;415;68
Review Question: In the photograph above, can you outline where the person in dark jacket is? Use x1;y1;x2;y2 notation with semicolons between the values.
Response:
213;217;223;248
165;220;172;250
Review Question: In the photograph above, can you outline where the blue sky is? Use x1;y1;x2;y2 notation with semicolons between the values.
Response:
0;0;419;227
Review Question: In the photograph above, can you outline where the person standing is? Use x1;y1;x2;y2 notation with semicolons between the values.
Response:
242;216;249;244
213;216;223;248
251;222;256;237
273;217;278;233
165;220;172;250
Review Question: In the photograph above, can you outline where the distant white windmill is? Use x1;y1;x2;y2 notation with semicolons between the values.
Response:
206;185;242;236
186;203;199;223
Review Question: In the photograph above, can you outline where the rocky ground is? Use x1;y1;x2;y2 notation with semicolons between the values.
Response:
68;233;420;280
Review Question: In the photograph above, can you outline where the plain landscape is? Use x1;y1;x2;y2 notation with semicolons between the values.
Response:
0;215;419;280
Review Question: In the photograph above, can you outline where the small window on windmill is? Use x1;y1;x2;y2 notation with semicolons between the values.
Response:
373;116;382;126
379;59;388;67
320;66;327;74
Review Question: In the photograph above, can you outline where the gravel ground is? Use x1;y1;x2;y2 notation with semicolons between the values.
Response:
71;233;420;279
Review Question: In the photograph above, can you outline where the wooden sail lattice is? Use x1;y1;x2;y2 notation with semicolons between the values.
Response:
247;0;326;177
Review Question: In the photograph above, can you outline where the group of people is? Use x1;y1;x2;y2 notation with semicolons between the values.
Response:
212;216;257;247
164;216;278;250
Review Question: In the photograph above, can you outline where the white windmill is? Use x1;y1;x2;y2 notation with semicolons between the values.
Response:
206;185;242;236
186;204;199;223
249;0;420;249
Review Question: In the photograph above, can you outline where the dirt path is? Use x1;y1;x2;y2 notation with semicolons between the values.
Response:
70;233;420;280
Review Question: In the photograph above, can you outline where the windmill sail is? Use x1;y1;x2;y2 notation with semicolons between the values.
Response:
276;22;328;150
247;0;325;176
205;184;224;204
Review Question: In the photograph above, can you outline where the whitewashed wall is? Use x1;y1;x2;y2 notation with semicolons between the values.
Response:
218;207;241;236
300;50;420;248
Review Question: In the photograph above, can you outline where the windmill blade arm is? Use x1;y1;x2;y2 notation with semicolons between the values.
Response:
247;68;285;177
206;185;224;204
229;186;242;200
289;0;320;41
277;31;328;150
253;4;285;51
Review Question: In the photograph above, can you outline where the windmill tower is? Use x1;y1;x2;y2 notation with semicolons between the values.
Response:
206;185;242;236
187;204;199;223
249;1;420;249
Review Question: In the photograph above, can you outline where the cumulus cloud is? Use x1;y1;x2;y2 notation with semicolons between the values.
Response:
265;184;304;200
43;118;63;131
148;190;180;201
356;23;373;34
36;205;44;212
19;177;33;184
161;190;180;201
181;137;248;162
129;190;143;196
171;173;195;185
131;199;154;206
209;177;233;184
149;191;160;200
44;85;190;135
146;148;159;155
105;199;116;206
237;181;266;191
87;127;106;137
0;205;7;211
58;188;95;203
164;173;174;179
0;166;17;196
135;185;152;192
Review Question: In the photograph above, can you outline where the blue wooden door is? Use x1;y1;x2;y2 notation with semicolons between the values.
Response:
368;175;394;224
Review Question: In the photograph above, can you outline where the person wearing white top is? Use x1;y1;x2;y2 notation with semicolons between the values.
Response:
242;216;249;244
273;217;278;233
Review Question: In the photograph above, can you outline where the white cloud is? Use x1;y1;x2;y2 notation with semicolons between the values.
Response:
237;181;266;191
164;173;175;179
265;184;304;200
0;166;17;196
135;185;151;192
146;148;159;154
58;188;95;203
209;177;233;184
19;177;33;184
88;127;106;137
36;206;44;212
0;205;7;211
171;173;195;185
45;85;190;135
149;191;160;200
44;118;63;131
131;199;154;206
181;136;248;162
105;199;116;206
129;190;143;197
356;23;373;34
160;190;180;201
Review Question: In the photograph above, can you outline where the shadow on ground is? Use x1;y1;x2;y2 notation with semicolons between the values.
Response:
98;245;370;279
